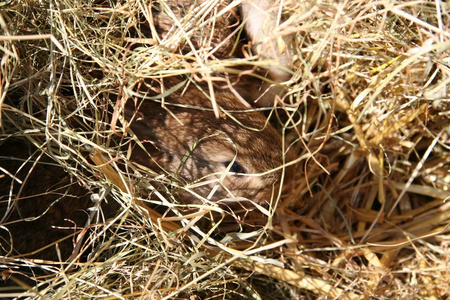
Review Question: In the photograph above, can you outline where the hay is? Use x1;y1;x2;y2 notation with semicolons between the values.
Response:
1;0;449;298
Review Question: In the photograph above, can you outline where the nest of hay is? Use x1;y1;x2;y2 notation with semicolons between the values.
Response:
1;0;449;298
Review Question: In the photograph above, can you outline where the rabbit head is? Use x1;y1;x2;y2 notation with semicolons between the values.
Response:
126;84;294;204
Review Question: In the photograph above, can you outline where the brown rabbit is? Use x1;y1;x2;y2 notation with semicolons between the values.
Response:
0;1;295;262
126;82;294;204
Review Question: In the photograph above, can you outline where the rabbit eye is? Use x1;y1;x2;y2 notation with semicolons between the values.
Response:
225;161;246;174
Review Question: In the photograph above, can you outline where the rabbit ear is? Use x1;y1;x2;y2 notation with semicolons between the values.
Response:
241;0;294;107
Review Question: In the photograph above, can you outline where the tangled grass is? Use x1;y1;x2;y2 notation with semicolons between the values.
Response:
1;0;449;298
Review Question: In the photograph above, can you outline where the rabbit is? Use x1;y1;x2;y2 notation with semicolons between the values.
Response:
124;80;295;204
0;0;295;262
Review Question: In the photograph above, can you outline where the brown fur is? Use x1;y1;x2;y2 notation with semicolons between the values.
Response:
127;83;294;203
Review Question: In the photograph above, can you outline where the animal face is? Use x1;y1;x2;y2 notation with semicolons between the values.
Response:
125;85;294;204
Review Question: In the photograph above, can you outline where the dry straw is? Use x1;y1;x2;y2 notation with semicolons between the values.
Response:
1;0;449;298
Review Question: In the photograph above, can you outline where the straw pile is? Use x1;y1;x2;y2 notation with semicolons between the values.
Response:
1;0;449;298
